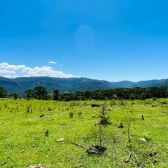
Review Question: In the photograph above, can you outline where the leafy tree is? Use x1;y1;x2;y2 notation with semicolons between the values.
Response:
25;89;34;99
84;91;91;99
0;86;7;98
141;93;146;100
159;86;167;98
34;86;48;100
53;89;59;100
150;86;159;98
47;94;53;100
130;94;135;100
14;93;18;100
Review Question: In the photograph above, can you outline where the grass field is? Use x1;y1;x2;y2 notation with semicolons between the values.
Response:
1;98;168;167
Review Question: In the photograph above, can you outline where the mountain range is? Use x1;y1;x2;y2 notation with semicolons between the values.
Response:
0;77;167;96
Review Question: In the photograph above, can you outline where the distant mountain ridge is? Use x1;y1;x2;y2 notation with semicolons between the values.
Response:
0;77;167;96
0;77;118;96
110;81;136;88
111;79;165;88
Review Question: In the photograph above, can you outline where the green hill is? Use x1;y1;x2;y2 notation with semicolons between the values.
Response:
0;77;118;95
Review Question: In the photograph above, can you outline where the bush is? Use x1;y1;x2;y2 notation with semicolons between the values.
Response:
97;103;111;125
152;97;157;101
119;98;125;106
99;115;111;125
48;106;52;111
26;104;32;113
78;111;82;116
118;121;124;128
69;112;74;117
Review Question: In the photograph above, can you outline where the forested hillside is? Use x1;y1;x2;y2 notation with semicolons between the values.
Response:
0;77;118;95
0;77;167;96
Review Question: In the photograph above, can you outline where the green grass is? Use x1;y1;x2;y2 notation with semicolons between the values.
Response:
1;98;168;167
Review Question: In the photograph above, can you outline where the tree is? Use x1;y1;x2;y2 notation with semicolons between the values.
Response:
141;93;146;100
130;94;135;100
14;93;18;100
159;86;167;98
34;86;48;100
47;94;53;100
84;91;91;99
0;86;7;98
53;89;59;100
25;89;34;99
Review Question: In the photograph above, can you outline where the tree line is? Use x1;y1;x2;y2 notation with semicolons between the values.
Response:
0;85;168;100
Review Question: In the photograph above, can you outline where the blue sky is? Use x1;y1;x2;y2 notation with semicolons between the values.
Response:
0;0;168;82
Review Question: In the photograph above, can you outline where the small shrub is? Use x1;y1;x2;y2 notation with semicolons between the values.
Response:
131;101;135;105
152;97;157;101
78;111;82;116
91;103;100;107
125;142;132;149
98;103;111;125
112;136;118;143
161;101;167;104
112;99;117;105
70;101;75;108
119;98;125;106
26;104;32;113
69;111;74;117
83;102;87;106
48;106;52;111
118;121;124;128
99;115;111;125
145;100;151;105
4;103;7;108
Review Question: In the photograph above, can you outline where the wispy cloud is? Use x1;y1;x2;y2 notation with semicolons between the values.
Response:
49;61;57;64
0;62;77;78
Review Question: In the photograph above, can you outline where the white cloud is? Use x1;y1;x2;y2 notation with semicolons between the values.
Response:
2;75;12;78
49;61;57;64
0;62;77;78
2;75;19;78
0;62;25;71
0;69;16;74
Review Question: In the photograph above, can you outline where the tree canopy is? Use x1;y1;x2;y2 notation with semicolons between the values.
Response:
24;86;168;101
0;86;7;98
34;86;48;100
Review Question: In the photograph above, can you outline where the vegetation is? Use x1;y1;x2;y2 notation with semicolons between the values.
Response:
0;77;167;96
0;86;7;98
1;98;168;167
0;77;117;95
25;85;168;101
1;83;168;101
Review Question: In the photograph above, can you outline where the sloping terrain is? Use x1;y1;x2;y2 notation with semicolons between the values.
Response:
0;77;167;96
147;79;168;87
0;77;118;95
